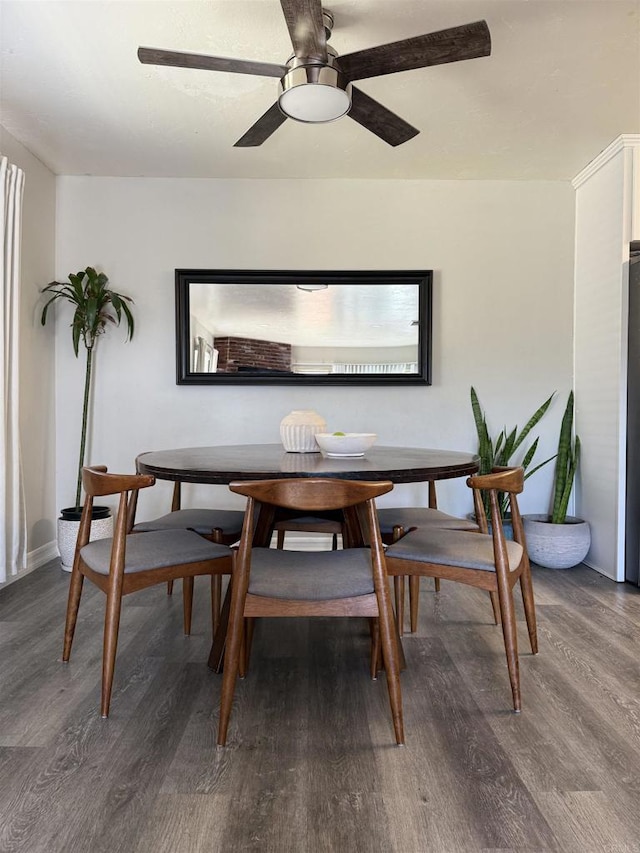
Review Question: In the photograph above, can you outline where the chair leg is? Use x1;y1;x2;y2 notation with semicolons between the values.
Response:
489;591;500;625
377;589;405;745
369;617;381;680
331;533;338;550
519;562;539;654
407;576;441;634
240;617;255;678
409;576;420;633
496;578;521;713
276;530;285;549
211;575;222;636
394;576;405;636
101;584;125;718
218;578;247;745
183;576;194;635
167;580;174;595
62;568;85;661
238;621;247;679
210;530;227;639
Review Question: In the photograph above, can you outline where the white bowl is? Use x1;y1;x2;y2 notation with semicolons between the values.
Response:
314;433;377;457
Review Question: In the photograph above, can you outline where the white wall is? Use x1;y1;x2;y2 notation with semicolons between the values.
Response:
52;177;575;531
0;126;57;579
573;136;640;580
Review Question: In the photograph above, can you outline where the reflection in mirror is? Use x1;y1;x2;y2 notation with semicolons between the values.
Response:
175;270;432;385
192;336;218;373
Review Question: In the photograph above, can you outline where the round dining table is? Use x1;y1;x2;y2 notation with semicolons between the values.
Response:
136;444;479;485
136;444;479;671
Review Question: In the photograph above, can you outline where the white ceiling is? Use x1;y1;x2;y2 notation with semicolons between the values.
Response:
1;0;639;181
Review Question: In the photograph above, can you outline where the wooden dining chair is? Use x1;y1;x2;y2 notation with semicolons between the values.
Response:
384;467;538;712
63;465;234;718
128;467;244;634
217;477;404;746
377;480;479;632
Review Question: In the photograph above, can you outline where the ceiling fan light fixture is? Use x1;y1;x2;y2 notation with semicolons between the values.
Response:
278;65;351;124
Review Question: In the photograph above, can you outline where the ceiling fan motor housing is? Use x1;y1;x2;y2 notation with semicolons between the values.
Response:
322;9;335;40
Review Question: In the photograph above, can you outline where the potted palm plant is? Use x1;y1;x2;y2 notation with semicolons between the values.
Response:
470;386;556;531
41;266;135;568
523;391;591;568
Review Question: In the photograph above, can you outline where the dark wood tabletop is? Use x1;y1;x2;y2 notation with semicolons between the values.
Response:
136;444;479;485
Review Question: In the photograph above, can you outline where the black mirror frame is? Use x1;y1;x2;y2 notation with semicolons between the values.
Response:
175;269;432;386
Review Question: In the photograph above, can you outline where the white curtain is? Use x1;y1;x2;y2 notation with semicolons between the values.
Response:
0;156;26;583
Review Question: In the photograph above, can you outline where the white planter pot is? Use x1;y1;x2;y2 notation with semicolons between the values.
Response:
57;507;113;572
523;514;591;569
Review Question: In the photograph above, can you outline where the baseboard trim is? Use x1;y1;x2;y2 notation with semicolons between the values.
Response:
583;558;620;582
1;541;60;588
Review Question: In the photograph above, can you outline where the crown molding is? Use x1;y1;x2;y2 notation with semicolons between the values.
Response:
572;134;640;189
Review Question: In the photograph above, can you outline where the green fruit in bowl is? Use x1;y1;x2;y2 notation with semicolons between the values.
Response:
333;431;346;436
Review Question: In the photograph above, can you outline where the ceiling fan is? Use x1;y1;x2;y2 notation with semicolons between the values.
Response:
138;0;491;148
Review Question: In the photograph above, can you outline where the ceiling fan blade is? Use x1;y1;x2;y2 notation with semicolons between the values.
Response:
348;87;419;147
338;20;491;81
138;47;286;79
279;0;327;61
234;103;288;147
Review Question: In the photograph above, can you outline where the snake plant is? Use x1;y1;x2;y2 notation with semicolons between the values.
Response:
550;391;580;524
41;267;135;509
470;387;556;518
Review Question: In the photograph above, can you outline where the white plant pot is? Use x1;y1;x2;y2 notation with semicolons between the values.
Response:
523;514;591;569
57;507;113;572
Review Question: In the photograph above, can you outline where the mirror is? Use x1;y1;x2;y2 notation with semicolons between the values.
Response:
175;270;432;385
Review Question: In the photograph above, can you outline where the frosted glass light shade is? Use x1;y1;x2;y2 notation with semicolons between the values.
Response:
280;83;350;123
278;65;351;124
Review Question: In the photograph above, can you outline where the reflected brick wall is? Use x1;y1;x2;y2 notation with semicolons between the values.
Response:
215;336;292;373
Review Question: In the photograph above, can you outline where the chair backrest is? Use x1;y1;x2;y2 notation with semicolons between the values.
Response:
467;466;525;546
229;478;393;552
78;466;155;553
229;478;393;511
129;454;181;532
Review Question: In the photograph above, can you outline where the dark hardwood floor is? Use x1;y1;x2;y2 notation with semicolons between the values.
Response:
1;559;639;852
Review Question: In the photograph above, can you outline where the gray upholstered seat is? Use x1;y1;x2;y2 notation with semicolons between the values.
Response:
247;547;375;600
81;529;231;575
133;508;244;537
376;507;479;536
385;526;524;573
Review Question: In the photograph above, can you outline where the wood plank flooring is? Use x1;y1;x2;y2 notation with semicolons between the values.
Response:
1;559;639;852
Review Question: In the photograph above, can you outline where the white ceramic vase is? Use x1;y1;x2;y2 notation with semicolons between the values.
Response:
280;409;327;453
